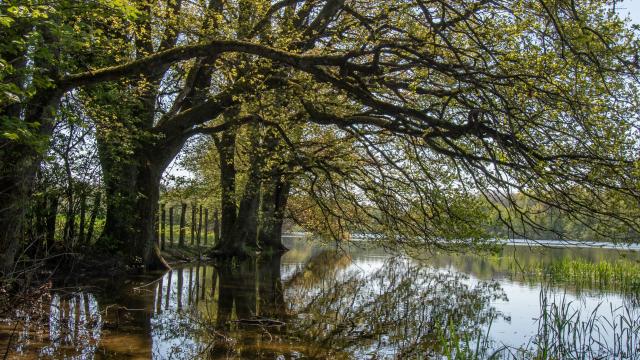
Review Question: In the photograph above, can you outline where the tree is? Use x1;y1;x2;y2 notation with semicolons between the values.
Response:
0;1;134;273
1;0;639;272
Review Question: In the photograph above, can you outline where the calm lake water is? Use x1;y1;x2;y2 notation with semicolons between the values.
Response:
2;237;640;359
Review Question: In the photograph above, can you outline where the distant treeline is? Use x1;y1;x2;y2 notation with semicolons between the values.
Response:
485;195;639;243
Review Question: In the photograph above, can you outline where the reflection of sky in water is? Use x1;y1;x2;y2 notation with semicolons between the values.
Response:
361;252;637;354
474;277;633;350
5;239;640;359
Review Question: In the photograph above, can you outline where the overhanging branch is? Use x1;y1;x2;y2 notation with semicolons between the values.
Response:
59;40;375;91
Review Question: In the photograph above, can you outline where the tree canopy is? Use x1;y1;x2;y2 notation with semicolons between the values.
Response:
1;0;639;272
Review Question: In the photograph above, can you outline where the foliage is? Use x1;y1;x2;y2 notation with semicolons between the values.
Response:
2;0;640;270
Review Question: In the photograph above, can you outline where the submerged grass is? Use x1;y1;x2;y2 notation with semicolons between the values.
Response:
472;250;640;294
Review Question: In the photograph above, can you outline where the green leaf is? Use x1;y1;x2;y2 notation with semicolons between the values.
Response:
2;132;20;141
0;16;14;27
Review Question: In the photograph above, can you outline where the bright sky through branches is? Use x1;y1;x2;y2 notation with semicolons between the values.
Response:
620;0;640;24
161;0;640;186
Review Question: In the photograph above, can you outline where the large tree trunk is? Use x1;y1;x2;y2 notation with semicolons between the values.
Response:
217;127;237;244
0;145;40;274
97;152;170;271
97;134;179;271
0;19;64;274
211;120;267;257
96;148;139;252
258;131;291;253
230;123;263;251
0;89;61;274
211;124;245;256
0;20;31;272
0;52;61;274
273;176;292;244
134;158;170;271
231;177;261;251
258;174;291;252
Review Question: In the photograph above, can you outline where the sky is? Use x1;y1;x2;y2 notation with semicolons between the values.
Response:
620;0;640;24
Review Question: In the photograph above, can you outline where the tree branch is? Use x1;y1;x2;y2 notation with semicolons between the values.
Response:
58;40;373;91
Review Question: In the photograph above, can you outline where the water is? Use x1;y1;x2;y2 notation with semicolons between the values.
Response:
2;238;640;359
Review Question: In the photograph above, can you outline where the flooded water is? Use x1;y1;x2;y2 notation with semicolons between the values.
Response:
2;238;640;359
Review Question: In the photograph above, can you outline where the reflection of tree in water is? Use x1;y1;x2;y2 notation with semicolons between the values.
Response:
184;251;507;359
41;293;103;358
137;253;640;359
147;256;290;359
284;249;352;289
1;291;104;359
2;251;507;359
200;259;266;358
285;257;507;358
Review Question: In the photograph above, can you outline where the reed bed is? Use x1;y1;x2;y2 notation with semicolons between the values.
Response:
436;288;640;359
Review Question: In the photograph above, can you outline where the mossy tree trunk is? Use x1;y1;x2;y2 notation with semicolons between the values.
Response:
97;129;184;270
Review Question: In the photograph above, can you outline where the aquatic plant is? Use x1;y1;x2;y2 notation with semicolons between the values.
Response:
436;288;640;360
496;288;640;359
542;259;640;293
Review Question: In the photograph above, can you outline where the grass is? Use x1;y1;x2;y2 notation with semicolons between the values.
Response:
459;249;640;294
525;258;640;294
435;288;640;360
500;288;640;359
